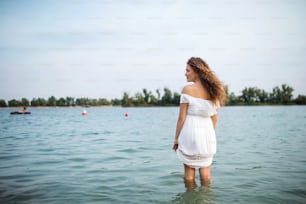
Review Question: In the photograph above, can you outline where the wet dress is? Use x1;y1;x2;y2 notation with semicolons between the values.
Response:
177;94;219;168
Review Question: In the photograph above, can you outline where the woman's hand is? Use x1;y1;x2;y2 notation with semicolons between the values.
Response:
172;141;178;152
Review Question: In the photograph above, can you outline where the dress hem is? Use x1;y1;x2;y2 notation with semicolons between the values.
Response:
177;149;213;168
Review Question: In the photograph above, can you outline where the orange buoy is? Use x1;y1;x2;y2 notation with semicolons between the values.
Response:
82;110;87;116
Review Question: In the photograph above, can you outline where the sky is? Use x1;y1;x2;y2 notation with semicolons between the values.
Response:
0;0;305;100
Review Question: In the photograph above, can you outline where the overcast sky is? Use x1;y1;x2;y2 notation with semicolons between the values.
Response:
1;0;305;100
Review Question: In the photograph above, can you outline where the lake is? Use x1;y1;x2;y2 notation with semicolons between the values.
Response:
0;106;306;203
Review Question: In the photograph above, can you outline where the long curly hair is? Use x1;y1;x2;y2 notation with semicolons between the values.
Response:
187;57;226;105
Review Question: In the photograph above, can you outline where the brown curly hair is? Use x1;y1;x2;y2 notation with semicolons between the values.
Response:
187;57;226;105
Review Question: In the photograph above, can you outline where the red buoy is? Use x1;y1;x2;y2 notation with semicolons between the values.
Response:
82;110;87;116
124;113;128;117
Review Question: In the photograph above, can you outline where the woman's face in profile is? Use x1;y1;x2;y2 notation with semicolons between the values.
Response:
185;64;197;82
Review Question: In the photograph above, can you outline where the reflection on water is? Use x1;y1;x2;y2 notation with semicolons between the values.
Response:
184;178;197;191
173;183;215;204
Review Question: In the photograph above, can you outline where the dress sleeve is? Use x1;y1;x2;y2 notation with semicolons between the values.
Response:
180;94;189;103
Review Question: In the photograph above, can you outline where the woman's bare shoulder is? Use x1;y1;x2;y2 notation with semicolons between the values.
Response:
181;84;197;94
182;84;210;99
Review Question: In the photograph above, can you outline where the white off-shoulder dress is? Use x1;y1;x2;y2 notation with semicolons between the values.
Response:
177;93;219;168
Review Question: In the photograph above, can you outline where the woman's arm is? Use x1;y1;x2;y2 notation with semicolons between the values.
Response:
210;114;218;129
173;103;188;151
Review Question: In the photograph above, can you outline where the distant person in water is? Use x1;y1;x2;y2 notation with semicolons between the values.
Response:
18;107;27;113
173;57;226;187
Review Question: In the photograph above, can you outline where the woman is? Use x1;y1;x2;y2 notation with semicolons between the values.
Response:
173;57;226;186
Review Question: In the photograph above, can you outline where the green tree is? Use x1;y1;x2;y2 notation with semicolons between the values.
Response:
257;89;269;103
66;97;75;106
172;92;181;105
31;98;47;106
227;92;239;105
149;94;158;105
47;96;57;106
98;98;111;106
8;99;21;107
31;98;39;106
269;86;281;104
20;98;30;106
269;84;294;104
89;99;98;106
0;99;7;107
240;87;270;104
111;98;121;106
280;84;294;104
56;97;66;106
240;87;258;104
121;92;133;106
142;89;151;104
161;87;172;105
295;95;306;105
38;98;47;106
134;92;145;106
75;98;90;106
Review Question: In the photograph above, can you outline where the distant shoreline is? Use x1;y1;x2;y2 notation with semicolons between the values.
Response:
1;105;117;109
2;104;306;110
1;84;306;107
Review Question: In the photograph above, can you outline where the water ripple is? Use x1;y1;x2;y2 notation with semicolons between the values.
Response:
1;106;306;203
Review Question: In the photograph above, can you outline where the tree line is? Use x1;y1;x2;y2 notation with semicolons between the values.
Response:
0;84;306;108
225;84;306;105
0;88;180;107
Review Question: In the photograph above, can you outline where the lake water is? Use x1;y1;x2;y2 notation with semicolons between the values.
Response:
0;106;306;204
